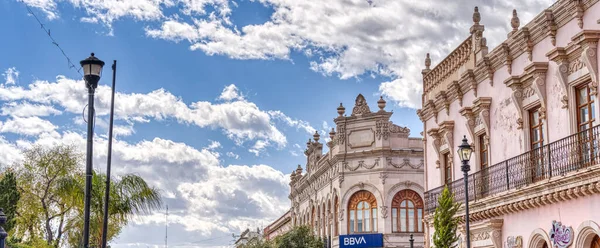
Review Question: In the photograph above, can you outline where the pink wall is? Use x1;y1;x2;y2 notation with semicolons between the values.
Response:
501;195;600;248
424;2;600;191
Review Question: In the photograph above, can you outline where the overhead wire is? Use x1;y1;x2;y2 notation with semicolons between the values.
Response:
25;5;83;77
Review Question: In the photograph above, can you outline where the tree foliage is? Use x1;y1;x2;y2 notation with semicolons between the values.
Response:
432;186;461;248
9;144;162;248
244;226;324;248
0;170;20;233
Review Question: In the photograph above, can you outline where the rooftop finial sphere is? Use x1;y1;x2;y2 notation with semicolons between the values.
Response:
377;96;386;111
337;103;346;116
473;6;481;24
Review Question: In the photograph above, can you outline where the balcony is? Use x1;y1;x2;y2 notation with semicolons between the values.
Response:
425;125;600;213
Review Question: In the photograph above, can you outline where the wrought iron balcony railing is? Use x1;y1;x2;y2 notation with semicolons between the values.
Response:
425;125;600;213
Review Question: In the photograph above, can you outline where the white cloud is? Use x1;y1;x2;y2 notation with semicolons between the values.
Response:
21;0;555;108
205;140;221;150
1;101;62;117
226;151;239;159
248;140;269;156
142;0;553;108
268;110;316;135
0;116;58;136
112;124;136;137
0;75;287;147
2;67;19;85
19;0;59;20
217;84;244;101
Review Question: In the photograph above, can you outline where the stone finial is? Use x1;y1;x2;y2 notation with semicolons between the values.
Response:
313;131;320;142
473;7;481;24
329;128;336;140
307;138;312;147
296;164;303;173
351;94;371;116
377;96;386;111
425;53;431;69
337;103;345;117
511;9;520;31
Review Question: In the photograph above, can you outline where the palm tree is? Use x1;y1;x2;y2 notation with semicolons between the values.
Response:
61;173;162;247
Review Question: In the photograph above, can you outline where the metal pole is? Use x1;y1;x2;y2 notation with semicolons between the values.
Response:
83;83;96;248
463;166;471;248
409;234;414;248
101;60;117;248
0;208;7;248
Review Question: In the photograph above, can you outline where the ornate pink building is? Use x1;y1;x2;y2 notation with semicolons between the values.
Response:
419;1;600;248
265;94;425;247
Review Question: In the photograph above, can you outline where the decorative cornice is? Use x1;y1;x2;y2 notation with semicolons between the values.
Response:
442;166;600;225
420;0;600;123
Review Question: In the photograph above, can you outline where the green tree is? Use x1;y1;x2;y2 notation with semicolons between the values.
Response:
13;145;81;248
63;173;162;248
12;144;162;248
0;170;20;233
271;225;324;248
432;186;461;248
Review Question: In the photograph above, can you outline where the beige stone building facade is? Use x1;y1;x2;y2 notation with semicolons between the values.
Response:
266;94;425;247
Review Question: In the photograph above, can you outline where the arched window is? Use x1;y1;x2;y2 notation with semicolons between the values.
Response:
312;207;316;230
334;196;339;236
392;189;424;233
348;190;377;233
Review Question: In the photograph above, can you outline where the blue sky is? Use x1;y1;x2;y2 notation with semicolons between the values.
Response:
0;0;552;246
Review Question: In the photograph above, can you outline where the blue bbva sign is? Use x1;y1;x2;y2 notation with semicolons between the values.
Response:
339;233;383;248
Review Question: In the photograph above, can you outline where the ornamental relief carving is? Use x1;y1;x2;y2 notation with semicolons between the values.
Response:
345;158;380;171
568;58;585;74
386;158;423;169
337;125;346;144
376;120;390;140
352;94;371;116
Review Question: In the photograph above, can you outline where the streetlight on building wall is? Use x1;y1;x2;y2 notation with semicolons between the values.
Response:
457;136;473;248
80;53;105;248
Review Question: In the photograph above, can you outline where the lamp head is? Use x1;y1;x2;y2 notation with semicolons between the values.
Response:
80;53;105;89
457;135;473;162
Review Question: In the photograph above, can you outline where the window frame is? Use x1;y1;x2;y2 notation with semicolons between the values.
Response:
391;189;424;233
347;190;378;234
443;153;452;186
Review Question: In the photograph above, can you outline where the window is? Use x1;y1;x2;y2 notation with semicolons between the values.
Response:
334;196;339;236
392;189;424;233
443;153;452;185
529;107;546;181
479;135;489;195
576;85;597;166
348;190;377;233
479;135;488;170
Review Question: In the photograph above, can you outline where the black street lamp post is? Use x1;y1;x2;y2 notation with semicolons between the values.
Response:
80;53;105;248
409;234;414;248
457;135;473;248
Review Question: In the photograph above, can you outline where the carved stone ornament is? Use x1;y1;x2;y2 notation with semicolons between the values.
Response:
380;206;388;219
544;10;557;46
379;172;388;185
351;94;371;116
346;158;380;171
547;47;569;108
502;43;513;74
338;209;344;221
337;125;346;144
574;0;584;29
550;220;574;248
376;120;390;140
386;158;423;169
576;31;599;95
506;236;523;248
522;28;534;61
